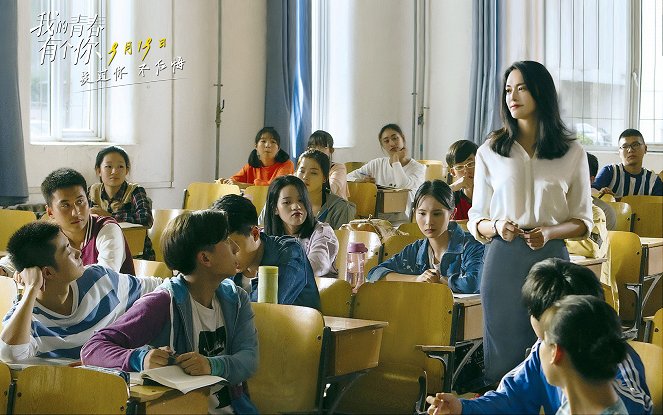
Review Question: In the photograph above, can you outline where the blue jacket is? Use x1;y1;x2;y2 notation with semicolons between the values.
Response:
461;340;652;414
366;222;484;293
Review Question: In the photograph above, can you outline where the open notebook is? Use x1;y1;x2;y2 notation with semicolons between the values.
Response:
129;365;226;394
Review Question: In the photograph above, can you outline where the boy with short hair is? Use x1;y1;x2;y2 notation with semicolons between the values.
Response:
0;222;162;361
592;128;663;197
445;140;479;220
82;210;258;414
426;259;652;415
211;194;321;310
0;167;134;276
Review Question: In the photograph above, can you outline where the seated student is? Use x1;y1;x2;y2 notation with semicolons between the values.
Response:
89;145;155;260
445;140;478;221
538;295;629;415
592;128;663;197
426;258;652;415
82;210;258;414
0;222;162;361
211;194;321;310
219;127;294;186
367;180;484;294
587;152;617;230
307;130;349;199
263;175;339;278
346;123;426;222
296;149;356;229
566;153;610;259
0;168;135;276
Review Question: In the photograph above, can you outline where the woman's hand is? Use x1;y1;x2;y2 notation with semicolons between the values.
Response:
521;227;551;250
416;269;441;283
449;176;473;192
216;178;235;185
496;220;522;242
176;352;211;376
389;147;407;165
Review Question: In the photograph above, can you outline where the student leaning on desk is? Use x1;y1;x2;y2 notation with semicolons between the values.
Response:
82;210;259;414
0;221;162;361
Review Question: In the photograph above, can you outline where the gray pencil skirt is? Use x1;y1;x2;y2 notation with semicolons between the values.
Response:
480;236;569;384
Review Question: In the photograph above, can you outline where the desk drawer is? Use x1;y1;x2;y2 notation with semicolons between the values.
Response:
326;328;383;377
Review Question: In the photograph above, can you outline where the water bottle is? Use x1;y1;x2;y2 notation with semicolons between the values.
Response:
346;242;368;291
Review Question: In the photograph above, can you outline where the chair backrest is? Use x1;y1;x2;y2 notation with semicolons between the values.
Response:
119;225;147;258
347;182;378;218
182;182;241;210
417;160;447;182
13;365;129;414
148;209;190;262
599;193;617;202
605;201;633;232
629;341;663;414
397;222;424;238
248;303;325;414
352;281;455;393
315;277;352;317
345;161;365;174
0;362;10;415
334;229;382;278
620;195;663;237
0;210;37;251
381;233;422;262
650;308;663;349
0;278;18;331
132;259;173;278
604;231;642;319
601;282;616;311
243;185;269;215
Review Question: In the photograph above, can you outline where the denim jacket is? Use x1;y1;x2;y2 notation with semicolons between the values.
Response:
366;222;484;293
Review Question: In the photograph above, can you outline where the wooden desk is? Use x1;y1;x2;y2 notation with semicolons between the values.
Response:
571;256;607;279
375;188;409;216
129;384;209;414
452;294;483;342
120;222;148;257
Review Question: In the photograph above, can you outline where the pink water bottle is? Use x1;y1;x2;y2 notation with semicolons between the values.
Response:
346;242;368;291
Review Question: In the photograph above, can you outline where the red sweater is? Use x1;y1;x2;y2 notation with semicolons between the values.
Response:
231;160;295;185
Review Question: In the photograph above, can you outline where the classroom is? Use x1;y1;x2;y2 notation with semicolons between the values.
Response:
0;0;662;414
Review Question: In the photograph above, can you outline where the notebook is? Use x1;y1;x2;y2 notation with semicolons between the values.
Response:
129;365;226;394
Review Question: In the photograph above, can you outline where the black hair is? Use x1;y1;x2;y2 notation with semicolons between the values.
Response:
413;180;455;213
263;175;317;239
307;130;335;150
210;194;258;236
488;61;575;160
7;222;61;272
522;258;604;320
445;140;478;167
587;153;599;178
161;209;229;274
542;295;626;382
94;145;131;170
618;128;645;143
248;127;291;168
297;149;332;198
41;168;88;206
378;123;406;146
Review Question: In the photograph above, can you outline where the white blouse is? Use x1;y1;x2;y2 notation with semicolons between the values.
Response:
468;139;593;244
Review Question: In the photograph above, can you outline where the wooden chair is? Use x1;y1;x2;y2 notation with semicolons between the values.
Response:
0;278;18;331
599;193;617;202
243;185;269;215
334;229;382;279
13;365;129;414
248;303;326;414
132;259;173;278
347;182;378;218
381;233;422;262
605;201;633;232
397;222;424;239
629;341;663;414
0;209;37;251
621;195;663;237
0;361;10;415
644;308;663;349
601;282;616;311
315;277;352;317
345;161;365;174
337;281;454;413
119;223;147;258
182;182;241;210
417;160;447;182
148;209;189;262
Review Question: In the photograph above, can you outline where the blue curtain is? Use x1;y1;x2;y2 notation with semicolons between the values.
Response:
0;0;29;206
264;0;312;161
465;0;504;144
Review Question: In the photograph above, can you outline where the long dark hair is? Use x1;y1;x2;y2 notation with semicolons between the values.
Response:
297;149;331;202
248;127;291;168
488;61;574;160
413;180;455;212
263;175;317;239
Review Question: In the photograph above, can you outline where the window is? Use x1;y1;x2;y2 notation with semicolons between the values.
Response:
639;0;663;145
30;0;105;142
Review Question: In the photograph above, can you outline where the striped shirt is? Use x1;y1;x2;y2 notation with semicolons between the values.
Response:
0;265;162;361
593;164;663;197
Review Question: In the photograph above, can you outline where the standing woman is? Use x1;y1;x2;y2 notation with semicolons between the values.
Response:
307;130;349;199
89;146;155;260
346;123;426;222
221;127;294;186
263;175;339;278
468;61;593;383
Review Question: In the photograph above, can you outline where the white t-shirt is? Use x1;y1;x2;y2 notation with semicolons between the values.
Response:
189;295;232;414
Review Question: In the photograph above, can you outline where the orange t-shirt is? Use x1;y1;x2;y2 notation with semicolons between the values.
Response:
231;159;295;185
